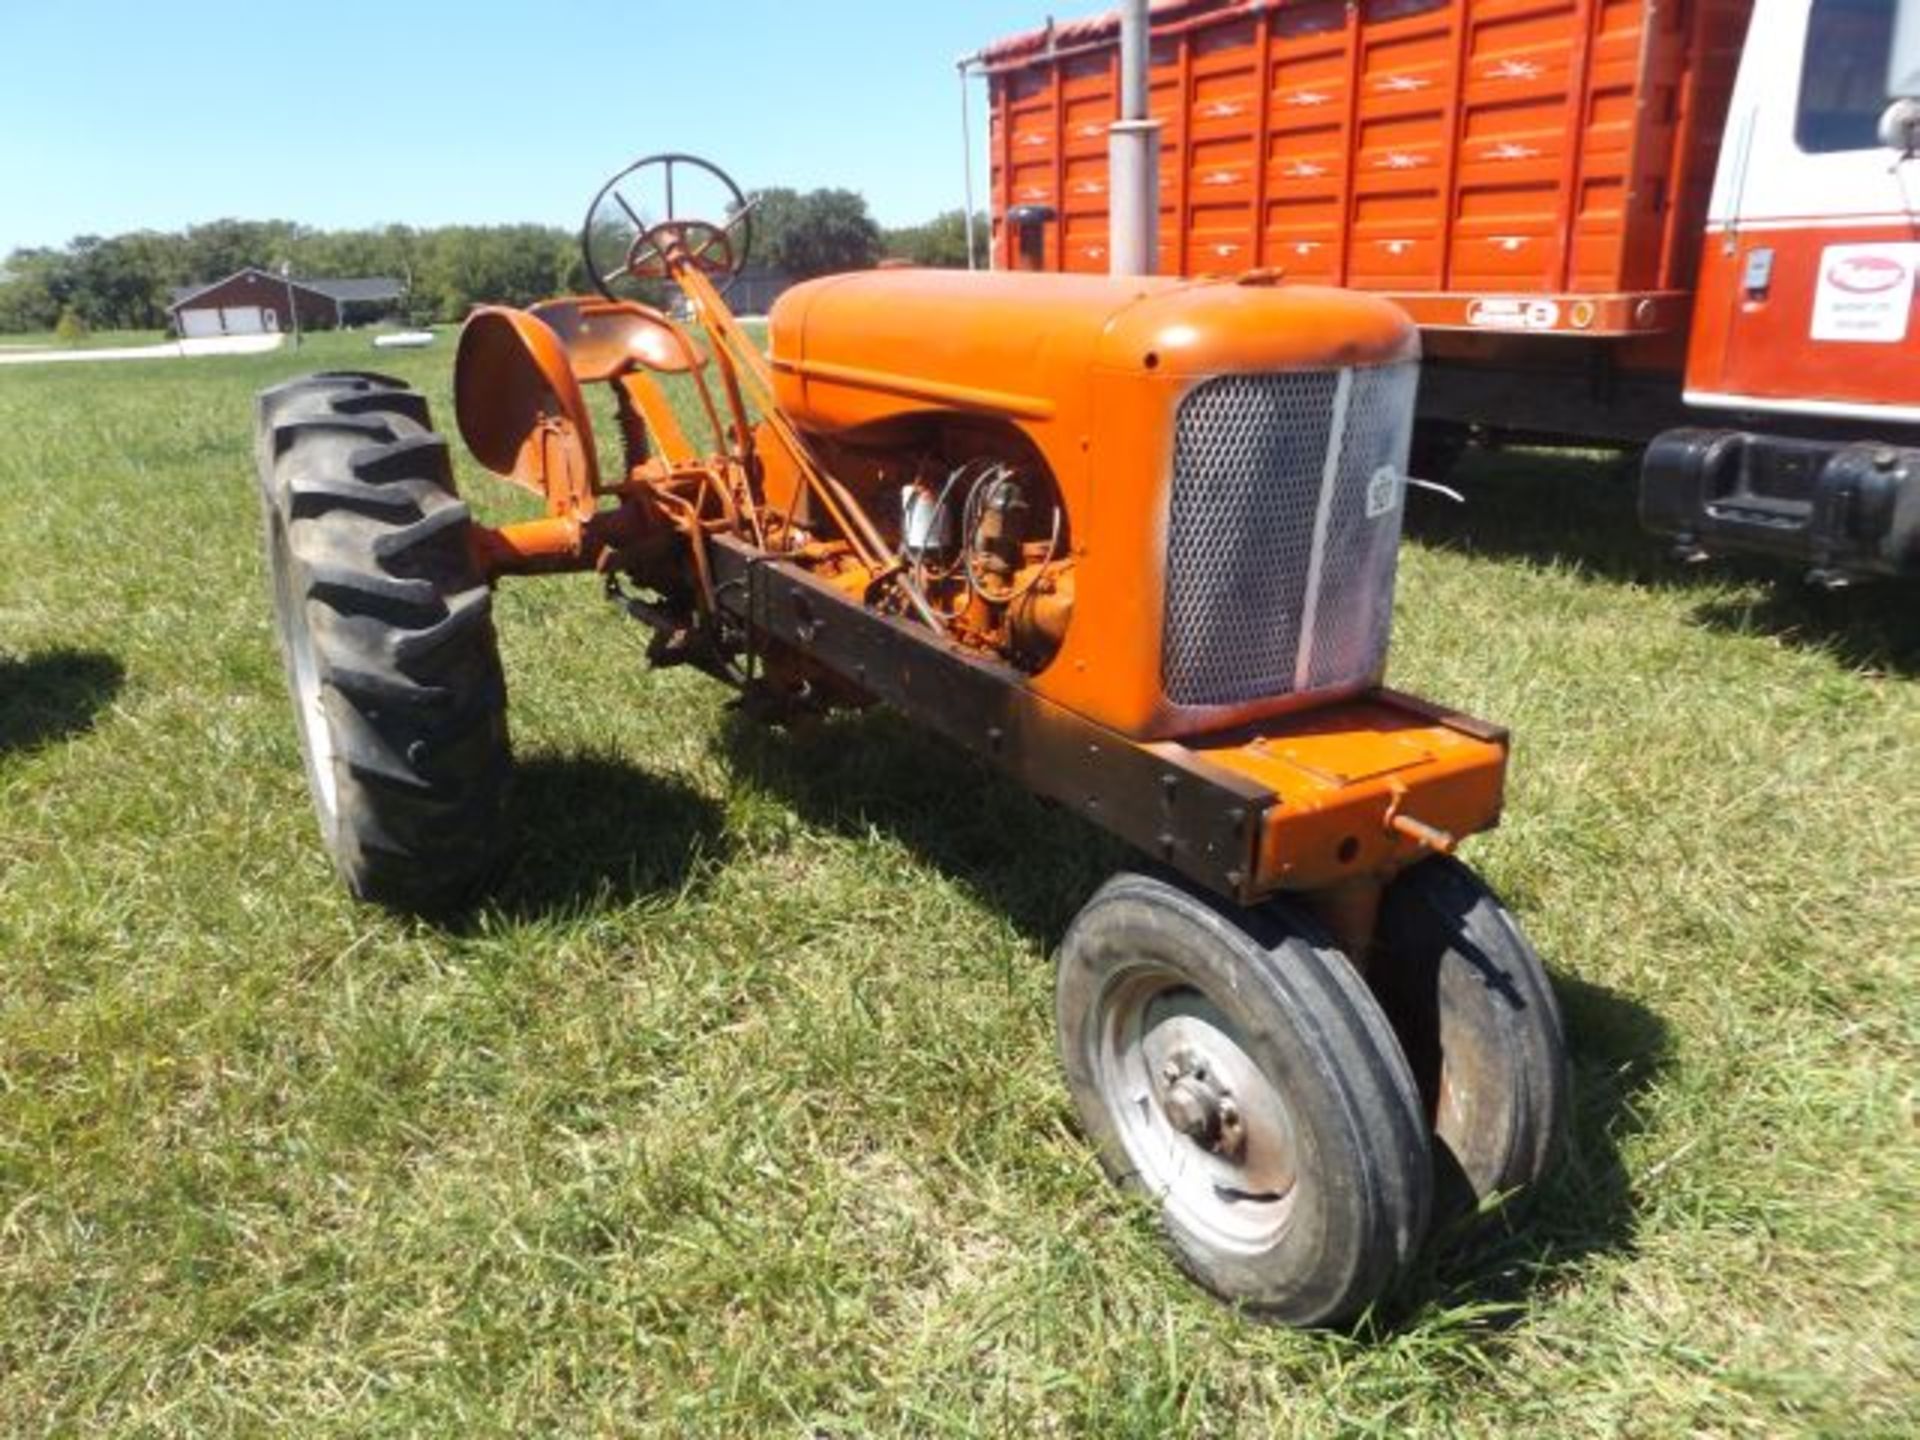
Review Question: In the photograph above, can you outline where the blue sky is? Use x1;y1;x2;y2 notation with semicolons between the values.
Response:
0;0;1068;254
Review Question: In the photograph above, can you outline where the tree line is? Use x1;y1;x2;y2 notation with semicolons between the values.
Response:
0;191;984;333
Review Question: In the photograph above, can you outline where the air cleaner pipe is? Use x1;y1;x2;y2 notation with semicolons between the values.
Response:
957;56;981;270
1110;0;1161;276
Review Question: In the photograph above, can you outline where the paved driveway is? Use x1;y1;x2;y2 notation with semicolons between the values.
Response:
0;333;284;366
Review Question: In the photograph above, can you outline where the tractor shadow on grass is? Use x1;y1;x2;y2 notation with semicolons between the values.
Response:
481;752;728;920
0;648;124;757
1407;449;1919;677
1388;969;1672;1332
722;705;1675;1332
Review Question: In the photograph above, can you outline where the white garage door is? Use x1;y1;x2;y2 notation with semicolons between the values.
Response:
180;305;275;336
219;306;272;334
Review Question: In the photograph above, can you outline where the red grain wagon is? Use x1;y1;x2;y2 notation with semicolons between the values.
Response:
977;0;1920;579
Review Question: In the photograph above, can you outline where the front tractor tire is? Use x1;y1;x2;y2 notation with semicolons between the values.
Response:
1056;872;1432;1326
1371;857;1569;1225
255;372;510;913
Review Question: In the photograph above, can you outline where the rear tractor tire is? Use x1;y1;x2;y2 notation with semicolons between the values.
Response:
1055;872;1432;1326
254;372;511;913
1370;857;1569;1226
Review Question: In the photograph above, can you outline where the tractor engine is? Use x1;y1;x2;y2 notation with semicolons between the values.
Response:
763;269;1421;740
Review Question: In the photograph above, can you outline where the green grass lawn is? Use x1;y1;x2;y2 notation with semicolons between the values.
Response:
1;329;1915;1435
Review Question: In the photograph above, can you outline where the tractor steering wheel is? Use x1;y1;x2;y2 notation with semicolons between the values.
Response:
582;153;753;302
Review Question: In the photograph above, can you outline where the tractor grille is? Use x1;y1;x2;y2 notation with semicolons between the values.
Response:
1161;362;1418;708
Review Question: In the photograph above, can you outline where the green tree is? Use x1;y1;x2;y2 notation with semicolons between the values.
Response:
881;210;985;268
0;248;68;331
0;213;669;333
68;230;185;328
181;219;303;286
414;224;576;322
744;187;881;279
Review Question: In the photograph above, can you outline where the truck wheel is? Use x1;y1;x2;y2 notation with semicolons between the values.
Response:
1055;872;1432;1326
1371;857;1568;1224
254;372;510;913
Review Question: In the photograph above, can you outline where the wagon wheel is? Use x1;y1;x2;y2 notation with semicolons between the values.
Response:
582;152;753;301
1055;871;1432;1326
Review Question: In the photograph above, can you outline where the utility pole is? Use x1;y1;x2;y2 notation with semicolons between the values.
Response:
279;260;301;348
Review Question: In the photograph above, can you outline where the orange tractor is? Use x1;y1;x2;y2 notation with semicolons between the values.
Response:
255;153;1567;1325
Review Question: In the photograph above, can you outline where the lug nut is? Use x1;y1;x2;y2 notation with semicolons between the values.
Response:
1216;1099;1246;1159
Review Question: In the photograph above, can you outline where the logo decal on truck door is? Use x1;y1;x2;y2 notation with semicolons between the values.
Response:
1826;254;1905;293
1366;465;1402;519
1467;297;1561;330
1810;244;1920;343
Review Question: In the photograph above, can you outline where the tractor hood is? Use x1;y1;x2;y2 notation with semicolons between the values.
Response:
766;269;1418;435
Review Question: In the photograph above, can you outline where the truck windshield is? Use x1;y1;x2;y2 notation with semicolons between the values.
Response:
1798;0;1895;151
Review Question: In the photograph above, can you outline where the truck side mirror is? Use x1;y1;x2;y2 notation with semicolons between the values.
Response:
1880;96;1920;153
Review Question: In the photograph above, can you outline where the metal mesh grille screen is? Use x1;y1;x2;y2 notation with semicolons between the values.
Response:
1161;363;1417;707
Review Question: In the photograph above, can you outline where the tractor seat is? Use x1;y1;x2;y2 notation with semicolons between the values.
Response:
455;297;708;495
528;297;707;383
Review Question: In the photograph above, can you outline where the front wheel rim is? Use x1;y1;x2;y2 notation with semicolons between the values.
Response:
1091;962;1301;1252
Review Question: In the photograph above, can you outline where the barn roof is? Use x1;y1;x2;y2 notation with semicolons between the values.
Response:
303;276;406;303
167;267;404;309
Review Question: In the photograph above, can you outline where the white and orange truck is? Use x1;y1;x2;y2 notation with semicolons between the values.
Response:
971;0;1920;579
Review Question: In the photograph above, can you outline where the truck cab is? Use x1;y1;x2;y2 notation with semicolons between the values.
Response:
1641;0;1920;579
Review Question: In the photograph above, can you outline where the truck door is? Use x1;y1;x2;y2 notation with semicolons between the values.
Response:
1686;0;1920;422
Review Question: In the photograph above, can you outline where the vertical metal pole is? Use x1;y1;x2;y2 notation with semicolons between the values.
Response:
280;260;301;348
1119;0;1148;119
958;58;979;270
1110;0;1161;275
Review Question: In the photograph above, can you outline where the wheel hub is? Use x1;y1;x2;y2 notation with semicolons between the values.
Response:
1160;1048;1246;1159
1092;975;1299;1251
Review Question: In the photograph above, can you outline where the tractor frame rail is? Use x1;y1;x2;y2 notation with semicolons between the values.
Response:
707;536;1508;912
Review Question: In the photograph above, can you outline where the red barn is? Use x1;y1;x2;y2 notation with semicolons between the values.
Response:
167;268;405;337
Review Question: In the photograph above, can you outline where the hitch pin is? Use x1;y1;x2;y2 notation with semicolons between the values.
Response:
1388;812;1458;855
1383;782;1457;854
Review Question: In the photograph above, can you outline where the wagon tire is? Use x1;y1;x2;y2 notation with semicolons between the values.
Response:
1056;871;1432;1326
1371;857;1569;1227
254;371;511;913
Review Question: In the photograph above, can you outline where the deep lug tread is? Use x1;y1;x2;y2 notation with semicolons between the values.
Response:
305;565;441;617
333;388;431;427
255;375;511;913
322;660;459;710
288;473;422;521
374;500;475;562
393;587;491;665
269;413;400;460
351;432;452;484
311;369;409;388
